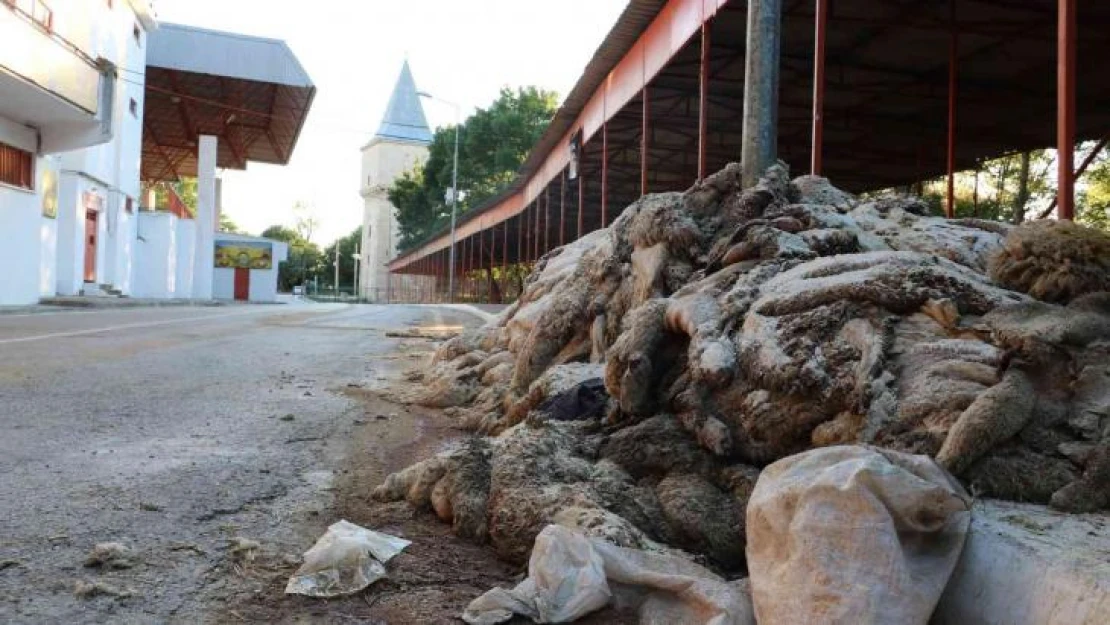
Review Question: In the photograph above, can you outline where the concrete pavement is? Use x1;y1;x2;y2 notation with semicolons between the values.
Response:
0;302;487;623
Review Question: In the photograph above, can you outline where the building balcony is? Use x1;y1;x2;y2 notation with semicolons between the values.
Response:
0;0;113;154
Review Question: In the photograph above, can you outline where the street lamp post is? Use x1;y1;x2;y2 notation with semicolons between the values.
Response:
418;91;460;303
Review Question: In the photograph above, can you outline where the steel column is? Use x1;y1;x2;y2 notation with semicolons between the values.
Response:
1057;0;1077;220
544;186;551;252
559;170;567;247
601;121;609;227
502;219;508;302
641;86;650;195
946;0;958;218
577;172;584;239
698;21;711;180
811;0;828;176
533;201;540;260
741;0;782;188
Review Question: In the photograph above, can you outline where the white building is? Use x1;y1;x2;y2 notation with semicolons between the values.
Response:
0;0;156;306
359;61;433;301
0;7;313;306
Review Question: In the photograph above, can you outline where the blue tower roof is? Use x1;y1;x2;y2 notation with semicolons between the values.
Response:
375;60;433;144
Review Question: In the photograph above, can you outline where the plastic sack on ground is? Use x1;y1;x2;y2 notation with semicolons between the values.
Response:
462;524;754;625
746;445;972;625
285;519;411;598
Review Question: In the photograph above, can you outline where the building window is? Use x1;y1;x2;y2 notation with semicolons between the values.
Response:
133;23;141;45
0;142;34;190
129;98;138;117
125;196;134;213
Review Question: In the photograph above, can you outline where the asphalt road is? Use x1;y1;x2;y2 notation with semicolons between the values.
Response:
0;302;485;624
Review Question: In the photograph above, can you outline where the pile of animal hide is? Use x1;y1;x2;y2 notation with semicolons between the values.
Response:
378;162;1110;570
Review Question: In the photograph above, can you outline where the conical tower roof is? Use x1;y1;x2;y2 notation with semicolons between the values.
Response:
375;60;433;144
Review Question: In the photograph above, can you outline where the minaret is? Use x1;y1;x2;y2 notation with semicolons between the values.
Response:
359;61;433;300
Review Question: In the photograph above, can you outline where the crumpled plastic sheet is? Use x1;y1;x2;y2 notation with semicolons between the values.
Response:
285;520;411;598
461;524;754;625
462;445;973;625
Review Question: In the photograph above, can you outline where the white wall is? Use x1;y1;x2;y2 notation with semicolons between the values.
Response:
132;211;175;298
173;218;195;298
0;117;42;305
0;186;41;305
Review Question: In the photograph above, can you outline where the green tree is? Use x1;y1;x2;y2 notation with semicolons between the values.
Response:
218;212;244;234
391;86;559;250
1077;142;1110;231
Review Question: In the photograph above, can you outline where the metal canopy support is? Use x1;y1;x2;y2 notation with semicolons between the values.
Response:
601;121;609;227
698;21;711;180
560;170;567;247
741;0;782;188
544;186;551;252
1057;0;1077;220
811;0;828;176
577;172;585;239
946;0;958;218
642;86;650;195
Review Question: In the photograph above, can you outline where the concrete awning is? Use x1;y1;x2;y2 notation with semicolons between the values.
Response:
140;23;315;181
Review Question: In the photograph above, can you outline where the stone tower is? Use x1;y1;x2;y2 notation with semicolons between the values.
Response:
359;61;432;300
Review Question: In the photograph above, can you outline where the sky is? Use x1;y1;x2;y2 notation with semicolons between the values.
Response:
154;0;629;245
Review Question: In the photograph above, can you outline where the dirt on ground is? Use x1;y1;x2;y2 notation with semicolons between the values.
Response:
213;337;635;624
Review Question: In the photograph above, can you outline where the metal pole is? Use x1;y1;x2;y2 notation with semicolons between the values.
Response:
502;218;508;302
811;0;828;176
698;21;711;180
741;0;782;188
946;0;958;219
334;244;339;298
448;103;461;301
353;243;360;300
559;170;566;246
544;186;551;252
1057;0;1076;220
533;200;540;260
517;212;523;267
577;170;584;238
641;86;650;195
601;121;609;227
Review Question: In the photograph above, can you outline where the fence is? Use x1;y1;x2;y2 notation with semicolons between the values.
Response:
304;273;524;305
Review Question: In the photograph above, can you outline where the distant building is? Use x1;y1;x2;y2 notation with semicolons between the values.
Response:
0;0;156;305
359;61;432;301
211;234;288;303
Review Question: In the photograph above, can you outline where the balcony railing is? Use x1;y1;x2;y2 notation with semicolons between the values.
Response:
0;0;101;115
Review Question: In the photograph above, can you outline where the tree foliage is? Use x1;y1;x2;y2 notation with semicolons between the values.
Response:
391;86;559;250
260;224;325;291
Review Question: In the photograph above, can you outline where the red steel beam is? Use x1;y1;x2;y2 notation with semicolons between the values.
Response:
811;0;828;175
1057;0;1076;220
698;21;711;180
642;86;650;195
389;0;729;271
945;0;958;219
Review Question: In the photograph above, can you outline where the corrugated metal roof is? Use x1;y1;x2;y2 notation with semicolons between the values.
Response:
147;23;314;88
375;60;433;145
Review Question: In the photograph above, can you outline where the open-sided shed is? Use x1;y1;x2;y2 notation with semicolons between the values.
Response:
388;0;1108;303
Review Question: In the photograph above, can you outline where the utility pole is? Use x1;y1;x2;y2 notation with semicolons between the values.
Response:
418;91;461;303
334;244;340;298
353;243;361;300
